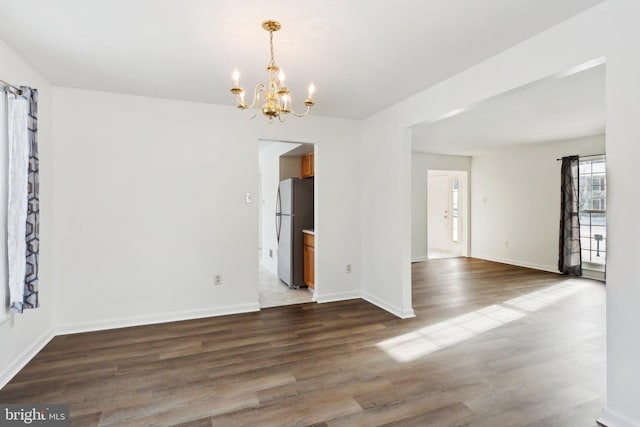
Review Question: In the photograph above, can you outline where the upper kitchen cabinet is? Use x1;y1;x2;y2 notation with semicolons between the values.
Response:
301;153;314;178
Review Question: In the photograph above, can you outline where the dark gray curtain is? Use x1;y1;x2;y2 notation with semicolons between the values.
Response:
558;155;582;276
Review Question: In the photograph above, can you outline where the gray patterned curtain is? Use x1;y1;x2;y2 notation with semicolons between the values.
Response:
558;155;582;276
24;87;39;311
6;86;39;313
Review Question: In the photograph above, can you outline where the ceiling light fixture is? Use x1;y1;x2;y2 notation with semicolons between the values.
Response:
230;20;315;123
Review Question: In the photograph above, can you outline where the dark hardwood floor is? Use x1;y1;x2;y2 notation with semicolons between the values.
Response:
0;258;605;426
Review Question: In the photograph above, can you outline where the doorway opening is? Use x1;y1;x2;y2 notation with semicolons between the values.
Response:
427;170;468;259
258;139;315;308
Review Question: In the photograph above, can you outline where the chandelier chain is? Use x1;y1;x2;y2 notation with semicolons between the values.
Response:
269;30;275;67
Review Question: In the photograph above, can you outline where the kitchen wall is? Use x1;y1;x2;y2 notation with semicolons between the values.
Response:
279;156;301;180
362;1;640;424
0;40;54;388
52;87;362;332
471;135;605;272
411;153;471;261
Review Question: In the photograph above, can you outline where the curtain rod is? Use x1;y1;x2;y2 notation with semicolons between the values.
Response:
556;153;605;161
0;78;23;95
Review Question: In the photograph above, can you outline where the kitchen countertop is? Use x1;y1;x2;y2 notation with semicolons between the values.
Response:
303;229;315;236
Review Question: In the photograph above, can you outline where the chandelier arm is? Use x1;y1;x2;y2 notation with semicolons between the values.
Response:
244;82;266;110
285;95;312;117
289;105;311;118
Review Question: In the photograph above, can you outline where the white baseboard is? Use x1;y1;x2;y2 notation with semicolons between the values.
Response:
411;256;429;263
315;290;361;304
362;291;415;319
471;253;559;274
0;328;55;390
598;408;640;427
56;303;261;335
318;290;417;319
582;268;606;282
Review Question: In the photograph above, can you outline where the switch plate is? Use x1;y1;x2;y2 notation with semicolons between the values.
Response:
245;192;253;204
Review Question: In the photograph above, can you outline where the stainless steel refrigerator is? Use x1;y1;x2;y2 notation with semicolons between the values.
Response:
276;178;314;288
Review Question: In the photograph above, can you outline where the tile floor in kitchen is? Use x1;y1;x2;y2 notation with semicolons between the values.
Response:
258;264;313;308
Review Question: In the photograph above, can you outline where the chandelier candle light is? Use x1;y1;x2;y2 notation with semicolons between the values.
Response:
230;20;315;123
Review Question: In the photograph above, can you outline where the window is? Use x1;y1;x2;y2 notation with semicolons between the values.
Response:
452;178;459;243
579;158;606;266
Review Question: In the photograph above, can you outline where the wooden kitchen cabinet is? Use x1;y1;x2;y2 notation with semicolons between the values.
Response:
301;153;314;178
303;233;314;288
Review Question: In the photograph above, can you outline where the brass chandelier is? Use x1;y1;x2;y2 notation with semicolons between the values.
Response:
230;20;315;123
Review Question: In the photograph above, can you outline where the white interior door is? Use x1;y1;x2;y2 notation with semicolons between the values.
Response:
428;174;451;254
428;171;466;259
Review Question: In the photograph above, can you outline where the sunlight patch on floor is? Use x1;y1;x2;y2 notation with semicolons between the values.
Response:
377;280;586;362
504;280;583;312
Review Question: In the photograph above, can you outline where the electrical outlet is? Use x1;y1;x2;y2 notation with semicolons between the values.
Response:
346;264;352;274
214;274;223;286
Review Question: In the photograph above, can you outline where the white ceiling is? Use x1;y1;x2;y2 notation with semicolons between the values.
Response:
0;0;604;120
258;139;314;157
411;63;605;156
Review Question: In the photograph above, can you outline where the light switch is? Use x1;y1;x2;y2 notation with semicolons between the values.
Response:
245;192;253;204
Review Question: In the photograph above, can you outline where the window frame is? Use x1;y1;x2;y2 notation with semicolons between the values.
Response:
578;156;607;269
451;177;459;243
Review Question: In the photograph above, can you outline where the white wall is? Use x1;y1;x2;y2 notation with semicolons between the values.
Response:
259;142;300;275
52;87;362;333
471;135;604;272
279;156;301;181
362;1;640;424
0;40;54;388
361;125;414;318
604;2;640;424
411;153;471;261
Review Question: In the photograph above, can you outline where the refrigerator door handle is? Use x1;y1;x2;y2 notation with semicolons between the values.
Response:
276;186;282;242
